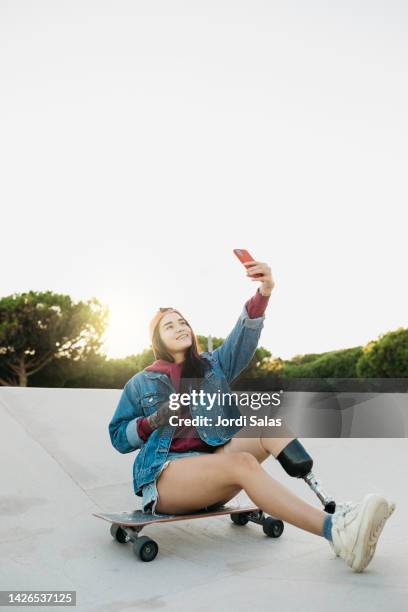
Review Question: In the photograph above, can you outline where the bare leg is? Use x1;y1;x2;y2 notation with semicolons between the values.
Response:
260;435;296;458
156;451;326;537
215;434;295;463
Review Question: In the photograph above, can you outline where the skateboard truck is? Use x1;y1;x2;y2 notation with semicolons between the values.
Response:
109;523;160;562
277;439;337;514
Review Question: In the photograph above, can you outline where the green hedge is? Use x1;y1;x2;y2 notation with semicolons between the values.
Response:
356;328;408;377
282;346;363;378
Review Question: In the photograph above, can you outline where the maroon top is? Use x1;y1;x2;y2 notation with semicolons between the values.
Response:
137;288;270;451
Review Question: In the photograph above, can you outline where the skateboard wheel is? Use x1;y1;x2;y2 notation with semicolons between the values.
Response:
230;512;249;526
262;517;284;538
133;536;159;562
110;524;129;544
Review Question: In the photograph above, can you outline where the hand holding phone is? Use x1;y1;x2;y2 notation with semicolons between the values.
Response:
233;249;263;278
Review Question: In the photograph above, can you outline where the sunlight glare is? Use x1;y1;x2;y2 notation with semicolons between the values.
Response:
102;301;149;359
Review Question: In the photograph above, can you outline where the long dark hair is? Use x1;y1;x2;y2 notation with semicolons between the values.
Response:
151;311;210;394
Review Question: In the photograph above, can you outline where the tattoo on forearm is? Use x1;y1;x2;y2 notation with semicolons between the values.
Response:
146;400;187;430
147;401;172;430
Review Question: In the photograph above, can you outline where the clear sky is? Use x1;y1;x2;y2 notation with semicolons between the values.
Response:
1;1;407;360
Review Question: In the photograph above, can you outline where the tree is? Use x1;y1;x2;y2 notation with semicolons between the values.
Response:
196;334;224;353
356;328;408;377
197;334;271;382
282;346;363;378
0;291;108;386
261;356;285;375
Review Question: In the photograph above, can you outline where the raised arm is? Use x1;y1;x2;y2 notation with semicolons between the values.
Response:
212;261;275;383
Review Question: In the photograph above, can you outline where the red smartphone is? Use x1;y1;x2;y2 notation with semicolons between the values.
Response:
233;249;263;278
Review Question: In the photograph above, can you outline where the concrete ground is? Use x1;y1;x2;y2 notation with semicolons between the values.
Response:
0;387;406;612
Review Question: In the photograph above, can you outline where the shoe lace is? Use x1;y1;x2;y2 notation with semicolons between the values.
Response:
332;500;358;530
336;500;354;515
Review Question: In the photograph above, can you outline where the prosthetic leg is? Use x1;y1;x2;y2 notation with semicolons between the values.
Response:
276;439;337;514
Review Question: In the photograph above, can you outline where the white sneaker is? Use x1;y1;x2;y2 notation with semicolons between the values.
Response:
330;494;396;572
328;501;355;557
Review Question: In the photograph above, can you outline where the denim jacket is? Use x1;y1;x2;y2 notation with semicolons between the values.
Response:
108;304;265;497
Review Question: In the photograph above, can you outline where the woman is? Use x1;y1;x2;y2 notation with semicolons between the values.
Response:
109;260;395;573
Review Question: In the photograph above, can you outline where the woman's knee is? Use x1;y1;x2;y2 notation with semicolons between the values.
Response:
218;436;270;463
225;451;260;482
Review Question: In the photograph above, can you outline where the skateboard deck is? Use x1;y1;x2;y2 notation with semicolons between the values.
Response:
93;503;284;561
93;503;259;527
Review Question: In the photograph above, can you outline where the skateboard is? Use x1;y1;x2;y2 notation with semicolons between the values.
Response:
93;504;284;562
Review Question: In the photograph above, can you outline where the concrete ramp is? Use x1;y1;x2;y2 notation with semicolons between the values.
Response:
0;388;406;612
